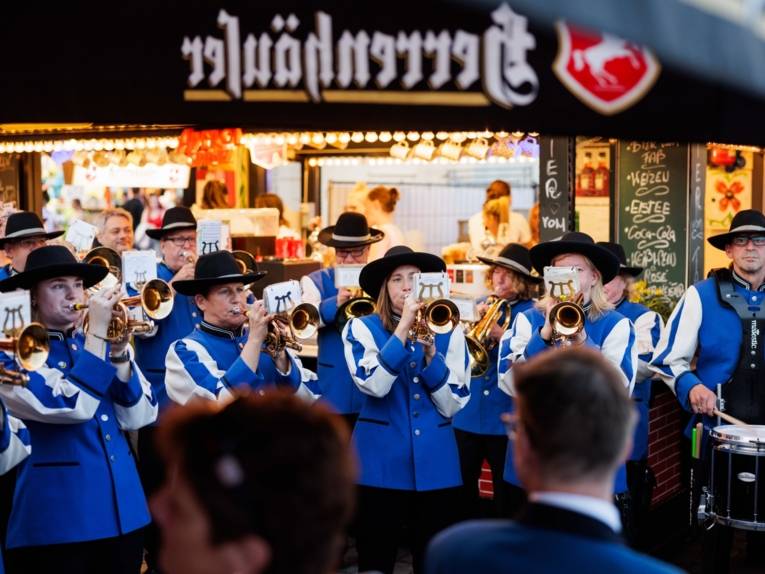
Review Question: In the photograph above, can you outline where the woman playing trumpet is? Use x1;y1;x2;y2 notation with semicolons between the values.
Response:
0;245;157;574
164;251;320;406
453;243;543;520
496;232;637;526
342;246;470;574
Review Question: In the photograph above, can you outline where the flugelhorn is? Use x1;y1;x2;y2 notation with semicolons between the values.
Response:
335;289;375;333
408;299;460;347
0;323;50;386
465;296;511;377
75;278;175;342
83;246;122;282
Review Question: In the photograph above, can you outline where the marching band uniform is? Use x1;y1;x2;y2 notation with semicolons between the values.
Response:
300;213;384;424
453;244;541;519
497;234;637;513
165;251;320;405
650;211;765;574
0;212;64;280
0;401;30;574
343;246;470;574
0;246;156;574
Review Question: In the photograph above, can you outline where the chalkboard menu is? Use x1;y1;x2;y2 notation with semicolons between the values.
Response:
617;142;688;301
687;144;706;284
539;136;572;241
0;156;20;206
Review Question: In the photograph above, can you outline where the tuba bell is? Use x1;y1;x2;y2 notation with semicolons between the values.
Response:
465;296;511;377
0;323;50;386
77;278;175;342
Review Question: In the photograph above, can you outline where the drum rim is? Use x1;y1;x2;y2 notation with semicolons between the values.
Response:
711;424;765;447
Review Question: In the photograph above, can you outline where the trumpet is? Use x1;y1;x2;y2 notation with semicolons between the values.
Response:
180;250;196;264
335;288;375;333
83;246;122;282
75;278;175;342
233;303;320;359
0;323;50;386
465;296;512;377
549;293;585;345
408;299;460;347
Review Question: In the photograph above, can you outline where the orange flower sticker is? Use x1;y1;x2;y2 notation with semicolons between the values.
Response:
715;180;744;212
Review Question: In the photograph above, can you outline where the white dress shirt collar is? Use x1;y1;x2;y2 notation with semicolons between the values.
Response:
529;491;622;533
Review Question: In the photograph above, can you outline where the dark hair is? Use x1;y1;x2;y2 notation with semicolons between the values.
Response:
158;391;356;574
486;179;511;199
367;186;400;213
201;180;230;209
254;193;288;226
513;347;636;482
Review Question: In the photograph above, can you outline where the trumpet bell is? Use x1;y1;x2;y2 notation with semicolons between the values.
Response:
335;295;375;333
140;278;174;320
551;301;585;338
0;323;50;372
83;246;122;281
290;303;320;339
466;335;489;377
425;299;460;334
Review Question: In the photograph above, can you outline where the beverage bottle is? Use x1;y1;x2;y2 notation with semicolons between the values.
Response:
594;151;610;196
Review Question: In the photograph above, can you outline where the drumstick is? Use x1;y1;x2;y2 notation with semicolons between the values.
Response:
713;409;750;427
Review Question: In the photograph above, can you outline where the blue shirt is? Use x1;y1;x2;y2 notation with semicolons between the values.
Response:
301;268;366;414
343;314;471;491
453;298;534;436
165;321;320;404
497;305;637;493
132;261;201;412
0;330;157;548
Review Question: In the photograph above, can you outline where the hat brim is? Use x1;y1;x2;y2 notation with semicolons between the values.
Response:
707;224;765;250
360;252;445;300
172;271;267;296
0;262;108;292
317;227;385;248
0;229;65;249
146;223;197;240
530;241;620;284
476;255;544;283
620;265;643;277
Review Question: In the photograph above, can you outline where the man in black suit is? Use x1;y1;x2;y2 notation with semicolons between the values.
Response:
426;347;682;574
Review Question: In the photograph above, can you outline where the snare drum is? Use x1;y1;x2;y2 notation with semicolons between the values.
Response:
699;424;765;531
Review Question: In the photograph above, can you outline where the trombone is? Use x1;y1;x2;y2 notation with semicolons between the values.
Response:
73;278;175;342
408;299;460;347
0;323;50;386
83;246;122;282
465;296;512;377
335;289;375;333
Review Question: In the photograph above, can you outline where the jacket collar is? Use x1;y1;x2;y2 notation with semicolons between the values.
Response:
46;328;76;341
199;320;244;340
732;269;765;292
518;502;623;545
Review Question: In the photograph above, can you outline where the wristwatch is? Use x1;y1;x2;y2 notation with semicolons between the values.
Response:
110;351;131;364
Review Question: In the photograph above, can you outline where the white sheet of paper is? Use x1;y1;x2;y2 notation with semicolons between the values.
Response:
262;280;303;314
450;294;478;322
0;290;31;334
65;219;98;253
334;265;364;289
412;272;451;301
122;250;157;288
543;266;580;299
197;220;224;255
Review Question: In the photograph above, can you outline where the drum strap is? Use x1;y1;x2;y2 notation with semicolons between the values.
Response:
713;268;765;424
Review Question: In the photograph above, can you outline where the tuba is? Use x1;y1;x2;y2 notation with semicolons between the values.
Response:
83;246;122;282
408;299;460;347
0;323;50;386
76;278;175;342
465;296;511;377
264;303;320;358
335;289;375;333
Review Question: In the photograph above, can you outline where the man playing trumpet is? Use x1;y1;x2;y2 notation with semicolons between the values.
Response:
497;232;637;527
165;251;320;405
300;212;384;428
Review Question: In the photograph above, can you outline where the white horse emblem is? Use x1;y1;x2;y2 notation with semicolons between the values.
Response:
572;34;640;88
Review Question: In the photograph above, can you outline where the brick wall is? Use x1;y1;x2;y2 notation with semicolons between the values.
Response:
474;382;686;505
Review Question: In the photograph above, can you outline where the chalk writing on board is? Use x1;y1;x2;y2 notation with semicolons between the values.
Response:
619;141;687;301
539;137;569;241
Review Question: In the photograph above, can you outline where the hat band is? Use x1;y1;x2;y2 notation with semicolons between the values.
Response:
729;224;765;234
162;221;196;230
332;232;371;242
197;272;243;280
494;256;531;275
3;227;47;239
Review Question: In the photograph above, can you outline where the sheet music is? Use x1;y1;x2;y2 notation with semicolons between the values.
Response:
197;220;224;255
65;219;98;253
0;290;31;335
262;280;303;314
122;250;157;288
412;272;451;301
334;265;364;289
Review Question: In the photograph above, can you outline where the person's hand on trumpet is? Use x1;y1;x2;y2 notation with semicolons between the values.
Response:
85;285;123;341
394;294;423;346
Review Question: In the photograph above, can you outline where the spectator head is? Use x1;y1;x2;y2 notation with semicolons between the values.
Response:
152;391;357;574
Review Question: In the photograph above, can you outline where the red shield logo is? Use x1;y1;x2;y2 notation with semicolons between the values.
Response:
553;22;661;115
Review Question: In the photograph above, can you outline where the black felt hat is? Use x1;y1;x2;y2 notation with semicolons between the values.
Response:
172;250;267;296
0;245;108;292
529;231;620;284
707;209;765;250
596;242;643;277
477;243;543;283
359;246;445;300
317;212;384;248
0;211;64;248
145;207;197;239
